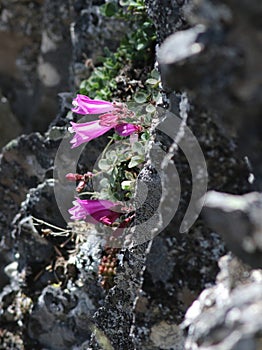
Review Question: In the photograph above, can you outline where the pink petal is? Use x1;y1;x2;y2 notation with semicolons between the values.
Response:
69;120;112;148
68;200;88;220
114;123;140;137
99;211;121;225
68;199;121;225
99;113;119;126
72;94;115;114
76;199;117;214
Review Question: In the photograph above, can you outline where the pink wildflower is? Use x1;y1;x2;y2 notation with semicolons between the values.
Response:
70;95;141;147
69;120;112;147
114;123;142;137
69;120;141;148
72;94;116;115
69;198;121;225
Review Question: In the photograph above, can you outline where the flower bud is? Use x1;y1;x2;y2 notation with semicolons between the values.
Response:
65;173;77;181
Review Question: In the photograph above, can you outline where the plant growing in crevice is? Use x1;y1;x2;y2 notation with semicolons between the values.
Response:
66;0;162;289
79;0;156;100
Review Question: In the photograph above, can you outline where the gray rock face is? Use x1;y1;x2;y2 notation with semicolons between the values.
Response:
0;0;126;134
145;0;187;43
28;286;95;350
89;242;152;350
203;191;262;268
71;0;128;87
182;254;262;350
0;0;72;132
0;132;60;294
0;0;261;349
130;93;248;348
0;92;22;149
0;133;59;238
157;0;262;189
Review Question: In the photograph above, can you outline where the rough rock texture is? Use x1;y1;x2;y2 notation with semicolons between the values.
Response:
0;0;72;132
157;0;262;189
28;285;95;350
145;0;187;43
129;92;249;349
203;191;262;269
0;92;22;148
0;132;59;295
182;254;262;350
0;0;261;349
0;0;127;134
0;132;60;240
71;0;128;87
89;243;151;350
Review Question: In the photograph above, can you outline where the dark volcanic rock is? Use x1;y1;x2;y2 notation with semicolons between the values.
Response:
71;0;128;87
28;285;95;350
0;0;72;132
157;0;262;189
182;254;262;350
12;180;63;290
145;0;188;43
0;0;126;133
0;132;60;293
0;133;60;239
0;92;22;149
0;0;261;349
203;191;262;268
89;242;151;350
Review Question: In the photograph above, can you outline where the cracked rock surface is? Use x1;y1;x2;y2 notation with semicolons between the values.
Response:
0;0;261;349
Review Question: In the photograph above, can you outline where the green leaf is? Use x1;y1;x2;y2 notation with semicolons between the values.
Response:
103;60;115;69
126;102;144;115
94;69;105;79
118;153;129;163
121;180;132;191
102;2;118;17
146;78;159;85
128;155;144;168
144;113;153;124
79;80;87;90
141;131;150;141
112;133;123;141
99;178;110;188
134;91;148;104
98;159;111;171
106;150;118;164
119;0;130;6
136;42;146;51
146;104;156;113
132;141;144;155
150;69;160;80
109;81;117;89
125;171;135;181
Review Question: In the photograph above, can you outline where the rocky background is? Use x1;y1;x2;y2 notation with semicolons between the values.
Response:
0;0;261;349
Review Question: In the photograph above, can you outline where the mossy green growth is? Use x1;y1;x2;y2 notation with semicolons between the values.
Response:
79;0;156;100
76;1;162;203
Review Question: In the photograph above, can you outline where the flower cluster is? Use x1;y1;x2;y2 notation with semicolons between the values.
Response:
69;94;141;148
68;94;141;227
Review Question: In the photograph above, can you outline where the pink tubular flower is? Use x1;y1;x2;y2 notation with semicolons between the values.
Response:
69;120;112;147
69;120;141;148
69;198;121;225
72;94;116;115
70;95;141;147
115;123;141;137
